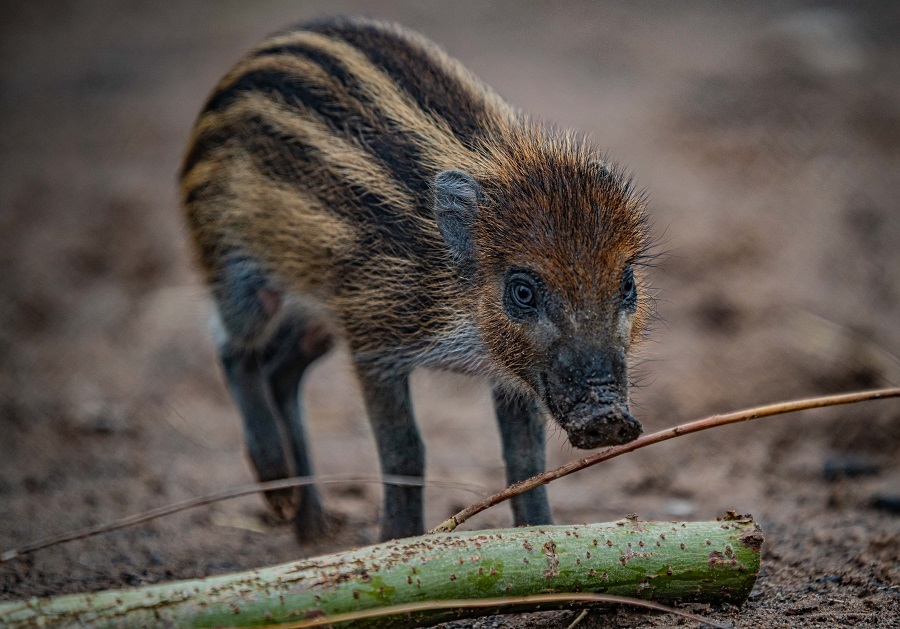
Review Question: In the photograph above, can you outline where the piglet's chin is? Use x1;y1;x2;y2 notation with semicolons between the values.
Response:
559;403;643;450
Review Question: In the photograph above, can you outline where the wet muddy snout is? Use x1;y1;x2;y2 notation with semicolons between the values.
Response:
542;346;643;450
557;394;643;449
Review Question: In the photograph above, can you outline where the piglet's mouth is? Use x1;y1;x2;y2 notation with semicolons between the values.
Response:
540;374;643;449
558;402;643;449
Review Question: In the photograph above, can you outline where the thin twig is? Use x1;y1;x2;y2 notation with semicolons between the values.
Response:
6;389;895;561
274;593;730;629
565;609;590;629
0;474;485;563
432;388;900;532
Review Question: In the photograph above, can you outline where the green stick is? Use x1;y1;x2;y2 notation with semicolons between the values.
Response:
0;516;762;628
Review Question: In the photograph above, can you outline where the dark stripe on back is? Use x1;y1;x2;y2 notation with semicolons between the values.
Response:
189;68;431;202
250;41;357;93
182;123;235;179
235;112;443;338
304;17;497;143
187;110;420;255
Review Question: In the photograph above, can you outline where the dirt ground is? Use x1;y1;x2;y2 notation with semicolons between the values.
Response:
1;1;898;627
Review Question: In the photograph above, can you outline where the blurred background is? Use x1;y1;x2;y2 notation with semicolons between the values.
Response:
1;1;897;625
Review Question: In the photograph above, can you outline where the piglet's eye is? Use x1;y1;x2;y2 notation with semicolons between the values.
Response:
621;265;637;311
503;270;542;321
511;282;535;308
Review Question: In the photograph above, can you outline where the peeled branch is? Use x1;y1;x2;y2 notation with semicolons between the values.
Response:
0;515;762;628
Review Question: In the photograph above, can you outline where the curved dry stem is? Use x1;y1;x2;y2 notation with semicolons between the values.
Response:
432;388;900;532
0;474;486;563
6;388;895;561
276;593;729;628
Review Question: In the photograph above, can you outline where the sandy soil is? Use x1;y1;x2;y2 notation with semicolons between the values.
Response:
1;1;898;626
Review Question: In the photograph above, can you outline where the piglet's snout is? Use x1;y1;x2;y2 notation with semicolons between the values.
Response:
550;384;643;449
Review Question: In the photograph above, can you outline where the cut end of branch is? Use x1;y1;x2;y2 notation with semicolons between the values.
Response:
738;525;765;553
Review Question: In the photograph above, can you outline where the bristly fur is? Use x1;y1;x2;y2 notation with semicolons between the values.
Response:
180;15;651;385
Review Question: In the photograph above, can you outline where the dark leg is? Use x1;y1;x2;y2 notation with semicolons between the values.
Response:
213;257;332;542
218;317;331;541
262;320;332;541
493;388;552;526
220;346;295;519
356;369;424;540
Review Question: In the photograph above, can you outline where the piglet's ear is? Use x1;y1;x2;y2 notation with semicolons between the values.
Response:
433;169;480;264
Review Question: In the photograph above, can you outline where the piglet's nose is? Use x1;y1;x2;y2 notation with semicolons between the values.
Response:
564;410;643;449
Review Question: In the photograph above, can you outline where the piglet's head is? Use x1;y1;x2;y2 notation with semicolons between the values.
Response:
433;147;651;449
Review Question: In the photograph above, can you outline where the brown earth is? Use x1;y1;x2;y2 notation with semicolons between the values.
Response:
1;1;898;627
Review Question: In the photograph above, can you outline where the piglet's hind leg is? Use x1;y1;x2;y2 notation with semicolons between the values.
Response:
263;318;333;541
213;258;331;541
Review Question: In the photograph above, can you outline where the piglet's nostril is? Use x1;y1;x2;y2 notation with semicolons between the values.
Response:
584;373;615;387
